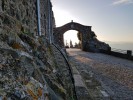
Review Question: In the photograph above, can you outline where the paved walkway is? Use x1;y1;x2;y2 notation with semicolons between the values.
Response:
67;49;133;100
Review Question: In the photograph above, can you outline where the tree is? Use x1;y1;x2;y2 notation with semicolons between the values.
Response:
70;40;73;48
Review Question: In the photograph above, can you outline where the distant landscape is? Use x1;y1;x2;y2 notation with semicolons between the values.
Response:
105;41;133;55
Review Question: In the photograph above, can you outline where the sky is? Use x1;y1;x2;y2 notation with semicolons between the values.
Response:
51;0;133;48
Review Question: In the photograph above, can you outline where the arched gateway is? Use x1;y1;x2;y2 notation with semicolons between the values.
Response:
53;21;110;52
53;21;95;50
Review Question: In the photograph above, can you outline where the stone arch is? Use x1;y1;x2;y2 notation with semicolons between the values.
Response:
53;21;96;51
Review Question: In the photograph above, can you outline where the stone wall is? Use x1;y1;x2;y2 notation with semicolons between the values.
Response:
40;0;47;35
0;0;38;35
0;0;76;99
54;22;92;50
54;21;110;52
0;0;54;37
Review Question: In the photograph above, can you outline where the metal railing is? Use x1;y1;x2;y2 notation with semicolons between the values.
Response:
111;48;127;54
100;47;133;61
52;43;78;100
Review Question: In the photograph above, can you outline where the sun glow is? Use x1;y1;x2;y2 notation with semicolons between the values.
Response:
53;7;79;27
64;30;79;47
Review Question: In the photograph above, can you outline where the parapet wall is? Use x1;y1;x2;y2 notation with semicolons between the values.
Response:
100;49;133;61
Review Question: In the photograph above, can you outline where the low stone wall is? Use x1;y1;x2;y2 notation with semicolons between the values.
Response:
100;49;133;61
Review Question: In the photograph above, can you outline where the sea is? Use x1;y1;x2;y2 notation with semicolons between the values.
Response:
105;42;133;56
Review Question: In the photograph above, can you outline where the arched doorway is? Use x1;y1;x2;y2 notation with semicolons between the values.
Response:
53;21;110;52
64;30;80;48
53;21;93;51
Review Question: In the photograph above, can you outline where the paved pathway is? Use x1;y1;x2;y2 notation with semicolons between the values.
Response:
67;49;133;100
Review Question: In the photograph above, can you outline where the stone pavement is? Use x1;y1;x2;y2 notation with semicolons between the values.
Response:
67;48;133;100
68;49;110;100
71;64;92;100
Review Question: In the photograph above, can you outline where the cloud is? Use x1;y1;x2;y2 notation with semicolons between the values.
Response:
113;0;133;5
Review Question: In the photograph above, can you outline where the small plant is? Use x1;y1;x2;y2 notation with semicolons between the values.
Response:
21;26;33;37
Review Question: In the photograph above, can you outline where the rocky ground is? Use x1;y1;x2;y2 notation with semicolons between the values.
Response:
67;49;133;100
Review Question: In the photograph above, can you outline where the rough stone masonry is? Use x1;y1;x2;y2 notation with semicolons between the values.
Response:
0;0;76;99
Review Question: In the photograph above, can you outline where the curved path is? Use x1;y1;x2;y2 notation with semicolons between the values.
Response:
67;49;133;100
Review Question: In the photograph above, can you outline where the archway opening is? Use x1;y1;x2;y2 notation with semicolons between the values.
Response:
63;30;81;48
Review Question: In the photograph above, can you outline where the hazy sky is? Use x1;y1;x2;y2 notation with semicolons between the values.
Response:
51;0;133;43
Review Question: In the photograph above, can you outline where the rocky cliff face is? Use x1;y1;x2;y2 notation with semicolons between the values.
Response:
0;0;76;99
